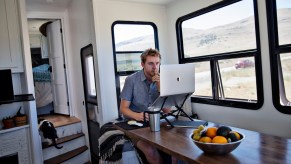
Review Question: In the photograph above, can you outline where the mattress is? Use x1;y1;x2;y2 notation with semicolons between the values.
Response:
35;81;53;108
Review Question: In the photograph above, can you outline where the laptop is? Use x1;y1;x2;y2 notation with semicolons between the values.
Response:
160;63;195;96
149;63;195;108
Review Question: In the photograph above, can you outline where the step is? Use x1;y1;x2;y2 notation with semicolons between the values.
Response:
39;115;81;128
39;121;82;141
43;146;88;164
42;133;86;160
62;149;90;164
42;133;85;149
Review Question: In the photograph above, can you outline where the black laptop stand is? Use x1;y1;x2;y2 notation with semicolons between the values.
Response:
156;93;194;128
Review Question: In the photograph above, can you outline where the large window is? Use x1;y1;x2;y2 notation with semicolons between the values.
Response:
112;21;159;115
266;0;291;114
176;0;263;109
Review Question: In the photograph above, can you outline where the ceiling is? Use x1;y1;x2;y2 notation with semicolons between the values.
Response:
109;0;176;5
26;0;176;34
28;19;52;34
26;0;176;11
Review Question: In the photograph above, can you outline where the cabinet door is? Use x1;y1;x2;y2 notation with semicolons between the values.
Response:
0;0;23;72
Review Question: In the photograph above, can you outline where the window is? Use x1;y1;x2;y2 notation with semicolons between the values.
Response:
266;0;291;114
81;44;97;105
86;56;97;96
176;0;263;109
112;21;159;115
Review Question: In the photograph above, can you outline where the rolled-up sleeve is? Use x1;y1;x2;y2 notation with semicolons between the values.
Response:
120;76;133;102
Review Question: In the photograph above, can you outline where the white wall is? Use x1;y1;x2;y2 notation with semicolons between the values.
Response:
166;0;291;138
92;0;168;125
66;0;95;149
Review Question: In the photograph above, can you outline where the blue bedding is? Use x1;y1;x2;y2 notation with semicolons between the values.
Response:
33;64;51;82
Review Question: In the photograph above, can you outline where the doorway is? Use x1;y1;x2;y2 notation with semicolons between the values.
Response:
80;44;99;163
28;18;70;116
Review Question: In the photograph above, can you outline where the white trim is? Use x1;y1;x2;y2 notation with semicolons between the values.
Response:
27;11;74;116
17;0;43;163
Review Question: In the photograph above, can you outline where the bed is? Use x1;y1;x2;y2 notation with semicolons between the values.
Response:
33;64;53;108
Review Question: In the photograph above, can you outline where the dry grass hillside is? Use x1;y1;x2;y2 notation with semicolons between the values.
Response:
117;9;290;55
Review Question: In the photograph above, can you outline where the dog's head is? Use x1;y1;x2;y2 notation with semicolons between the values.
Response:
39;119;58;139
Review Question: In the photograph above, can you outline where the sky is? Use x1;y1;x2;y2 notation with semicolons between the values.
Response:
277;0;291;8
114;24;154;43
182;0;254;29
183;0;291;29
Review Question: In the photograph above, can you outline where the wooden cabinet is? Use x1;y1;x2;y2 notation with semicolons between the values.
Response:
0;0;23;72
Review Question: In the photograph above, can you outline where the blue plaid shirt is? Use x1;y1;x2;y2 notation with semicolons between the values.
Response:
121;70;159;113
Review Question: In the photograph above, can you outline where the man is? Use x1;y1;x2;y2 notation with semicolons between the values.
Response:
120;48;175;164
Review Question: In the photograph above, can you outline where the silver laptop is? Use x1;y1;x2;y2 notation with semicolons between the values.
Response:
160;63;195;96
150;63;195;108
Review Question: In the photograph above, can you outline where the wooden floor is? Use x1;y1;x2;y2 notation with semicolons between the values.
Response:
38;114;81;128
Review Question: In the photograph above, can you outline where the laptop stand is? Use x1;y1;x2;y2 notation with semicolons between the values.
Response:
156;93;194;128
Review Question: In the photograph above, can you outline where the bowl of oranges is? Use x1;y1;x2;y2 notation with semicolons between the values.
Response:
190;125;245;155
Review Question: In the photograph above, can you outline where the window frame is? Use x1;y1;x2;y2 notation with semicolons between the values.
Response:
266;0;291;114
111;21;159;117
176;0;264;110
80;44;97;105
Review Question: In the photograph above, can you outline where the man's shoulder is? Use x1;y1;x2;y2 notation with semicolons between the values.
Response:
127;70;143;80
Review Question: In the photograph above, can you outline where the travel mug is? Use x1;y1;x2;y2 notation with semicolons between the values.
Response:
144;107;160;132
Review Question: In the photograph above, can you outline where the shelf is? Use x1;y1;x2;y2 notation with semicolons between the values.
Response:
0;94;35;105
0;124;29;134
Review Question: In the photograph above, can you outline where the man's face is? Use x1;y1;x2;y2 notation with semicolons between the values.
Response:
142;56;160;79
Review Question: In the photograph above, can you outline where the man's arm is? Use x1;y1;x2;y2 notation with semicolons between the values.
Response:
161;107;172;114
120;99;148;121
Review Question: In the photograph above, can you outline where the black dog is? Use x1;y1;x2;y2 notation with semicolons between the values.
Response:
38;119;63;149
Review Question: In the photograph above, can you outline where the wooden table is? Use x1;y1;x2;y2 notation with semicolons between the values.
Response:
114;122;291;164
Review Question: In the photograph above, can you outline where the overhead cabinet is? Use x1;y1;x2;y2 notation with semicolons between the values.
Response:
0;0;23;72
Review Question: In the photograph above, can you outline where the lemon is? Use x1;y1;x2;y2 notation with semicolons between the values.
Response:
198;125;205;131
193;133;201;141
193;129;200;134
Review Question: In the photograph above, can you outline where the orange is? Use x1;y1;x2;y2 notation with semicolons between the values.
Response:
212;136;228;144
206;127;218;138
199;136;212;143
230;131;241;140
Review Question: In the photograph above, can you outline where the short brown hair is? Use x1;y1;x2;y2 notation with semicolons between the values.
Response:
140;48;161;63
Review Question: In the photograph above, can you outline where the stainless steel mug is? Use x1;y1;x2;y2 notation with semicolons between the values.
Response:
144;107;160;132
